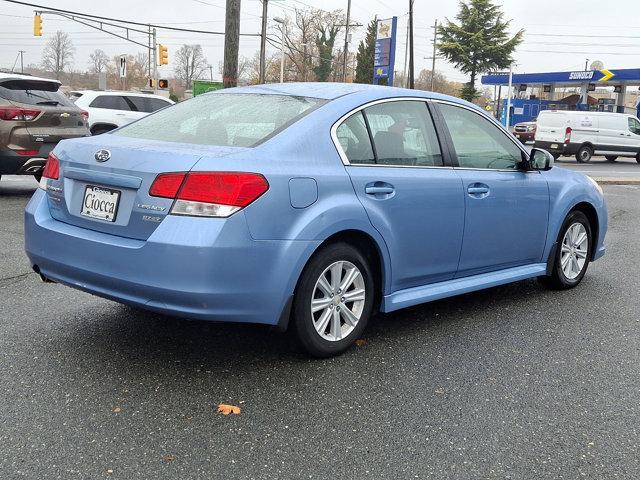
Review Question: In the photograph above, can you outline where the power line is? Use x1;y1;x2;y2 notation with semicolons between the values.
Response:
0;0;261;36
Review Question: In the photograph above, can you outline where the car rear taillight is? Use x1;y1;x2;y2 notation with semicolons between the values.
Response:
39;153;60;190
15;149;39;156
564;127;572;144
149;172;269;218
80;110;89;120
0;107;40;121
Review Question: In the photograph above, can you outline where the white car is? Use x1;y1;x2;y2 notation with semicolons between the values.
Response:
70;90;174;135
534;110;640;163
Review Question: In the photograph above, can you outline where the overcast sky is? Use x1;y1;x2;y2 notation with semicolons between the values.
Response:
1;0;639;83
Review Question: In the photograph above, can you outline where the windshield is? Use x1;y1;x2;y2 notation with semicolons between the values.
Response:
114;93;326;147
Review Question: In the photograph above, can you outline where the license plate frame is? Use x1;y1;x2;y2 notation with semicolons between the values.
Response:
80;185;121;222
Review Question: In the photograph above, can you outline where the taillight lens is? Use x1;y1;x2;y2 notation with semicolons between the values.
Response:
39;152;60;190
564;127;572;144
80;110;89;120
149;172;269;218
15;149;39;156
0;107;40;121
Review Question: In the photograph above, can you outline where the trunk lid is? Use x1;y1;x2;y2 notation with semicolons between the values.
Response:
46;134;248;240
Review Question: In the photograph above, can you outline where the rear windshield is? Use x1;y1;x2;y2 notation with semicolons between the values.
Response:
0;80;74;107
114;93;325;147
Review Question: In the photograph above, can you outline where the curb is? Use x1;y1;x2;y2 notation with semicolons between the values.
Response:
591;178;640;185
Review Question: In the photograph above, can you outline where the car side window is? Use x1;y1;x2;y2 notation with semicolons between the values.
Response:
89;95;132;111
127;96;171;113
335;111;375;164
629;117;640;135
364;101;442;167
439;103;523;170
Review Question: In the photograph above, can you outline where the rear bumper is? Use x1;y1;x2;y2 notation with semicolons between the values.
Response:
533;141;580;156
25;189;319;325
0;143;55;175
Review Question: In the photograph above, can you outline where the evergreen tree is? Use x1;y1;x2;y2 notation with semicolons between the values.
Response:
437;0;523;101
354;19;377;84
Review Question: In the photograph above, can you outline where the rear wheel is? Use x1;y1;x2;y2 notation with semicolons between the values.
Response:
291;243;374;357
605;155;618;162
540;210;592;290
636;152;640;164
576;145;593;163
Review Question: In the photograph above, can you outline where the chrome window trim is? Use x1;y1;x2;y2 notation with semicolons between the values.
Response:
330;96;450;169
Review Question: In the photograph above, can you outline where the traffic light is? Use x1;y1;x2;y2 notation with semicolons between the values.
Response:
158;79;169;89
33;14;42;37
158;44;168;65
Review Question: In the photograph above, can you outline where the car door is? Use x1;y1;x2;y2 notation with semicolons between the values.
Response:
434;101;550;277
336;99;465;292
88;95;137;126
624;116;640;152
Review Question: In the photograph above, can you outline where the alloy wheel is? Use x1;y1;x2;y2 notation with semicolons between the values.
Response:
310;260;366;341
560;222;589;280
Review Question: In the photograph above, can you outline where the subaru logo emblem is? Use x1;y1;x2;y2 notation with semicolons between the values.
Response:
94;149;111;162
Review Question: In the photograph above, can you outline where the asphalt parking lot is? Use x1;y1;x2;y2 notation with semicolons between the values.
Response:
2;175;640;479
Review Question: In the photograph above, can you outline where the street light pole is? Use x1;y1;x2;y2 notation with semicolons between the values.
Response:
259;0;268;84
274;17;285;83
408;0;415;89
505;63;513;129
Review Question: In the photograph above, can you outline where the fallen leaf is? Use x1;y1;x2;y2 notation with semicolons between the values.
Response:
106;469;114;475
355;339;367;347
217;404;241;415
112;407;121;413
163;454;176;462
435;388;445;395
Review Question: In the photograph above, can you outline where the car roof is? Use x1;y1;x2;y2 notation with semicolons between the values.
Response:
0;72;61;85
74;90;172;100
212;82;479;110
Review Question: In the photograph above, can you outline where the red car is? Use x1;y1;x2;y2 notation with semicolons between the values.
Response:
513;121;536;143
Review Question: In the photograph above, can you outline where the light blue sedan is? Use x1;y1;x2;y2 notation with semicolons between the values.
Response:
25;83;607;357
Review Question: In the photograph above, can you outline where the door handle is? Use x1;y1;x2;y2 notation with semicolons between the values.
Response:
467;183;490;198
365;186;395;195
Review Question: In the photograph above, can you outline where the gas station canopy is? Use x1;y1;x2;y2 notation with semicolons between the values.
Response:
482;68;640;88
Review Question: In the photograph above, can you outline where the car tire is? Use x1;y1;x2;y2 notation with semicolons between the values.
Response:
636;152;640;164
291;242;374;358
551;153;561;160
576;145;593;163
605;155;618;162
539;210;592;290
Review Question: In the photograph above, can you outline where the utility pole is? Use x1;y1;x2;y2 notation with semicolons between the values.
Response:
430;19;437;91
223;0;241;88
209;65;214;80
341;0;352;82
505;64;513;129
408;0;415;89
584;58;589;71
151;28;158;89
259;0;268;84
19;50;25;73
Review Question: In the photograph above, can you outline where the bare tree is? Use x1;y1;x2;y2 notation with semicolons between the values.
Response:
273;7;346;82
41;30;74;80
174;44;208;89
88;49;110;74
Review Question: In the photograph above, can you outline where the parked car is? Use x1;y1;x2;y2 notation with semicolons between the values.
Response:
534;110;640;163
70;90;174;135
513;120;536;143
25;83;607;357
0;73;89;181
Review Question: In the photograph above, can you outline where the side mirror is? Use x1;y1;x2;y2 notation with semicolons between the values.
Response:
529;148;554;171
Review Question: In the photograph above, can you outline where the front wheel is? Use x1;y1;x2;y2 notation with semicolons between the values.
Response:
576;145;593;163
291;243;374;357
540;211;592;290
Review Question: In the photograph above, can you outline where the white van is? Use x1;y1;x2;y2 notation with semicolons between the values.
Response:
534;110;640;163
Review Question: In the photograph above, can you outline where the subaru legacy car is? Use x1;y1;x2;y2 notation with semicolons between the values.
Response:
0;73;89;181
25;83;607;357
